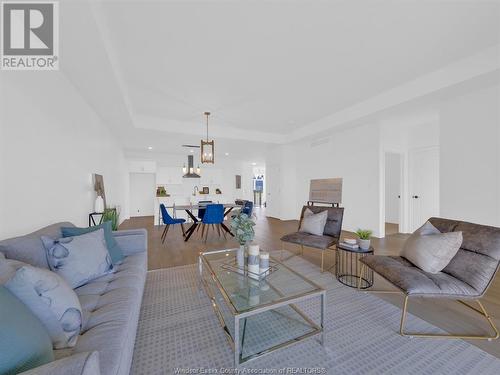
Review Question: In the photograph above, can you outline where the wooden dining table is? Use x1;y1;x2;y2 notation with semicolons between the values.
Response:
166;203;240;242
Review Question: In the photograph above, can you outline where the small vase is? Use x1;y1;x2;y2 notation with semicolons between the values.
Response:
358;239;371;250
236;245;245;275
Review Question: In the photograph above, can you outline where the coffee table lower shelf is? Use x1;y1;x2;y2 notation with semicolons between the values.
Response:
199;253;326;366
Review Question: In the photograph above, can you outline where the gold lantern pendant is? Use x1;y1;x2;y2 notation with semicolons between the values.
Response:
201;111;215;164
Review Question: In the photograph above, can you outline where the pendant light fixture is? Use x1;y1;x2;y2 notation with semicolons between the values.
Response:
201;112;215;164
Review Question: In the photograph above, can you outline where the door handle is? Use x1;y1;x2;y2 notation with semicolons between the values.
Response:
412;195;419;199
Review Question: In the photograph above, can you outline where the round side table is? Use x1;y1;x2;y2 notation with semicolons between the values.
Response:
336;245;374;289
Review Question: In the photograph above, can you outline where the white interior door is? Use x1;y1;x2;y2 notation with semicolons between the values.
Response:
409;147;440;231
265;163;281;218
129;173;156;217
385;153;401;225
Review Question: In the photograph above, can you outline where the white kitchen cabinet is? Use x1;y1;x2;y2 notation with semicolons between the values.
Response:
200;168;222;185
156;166;183;185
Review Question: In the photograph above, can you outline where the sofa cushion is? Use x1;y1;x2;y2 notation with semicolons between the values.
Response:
19;351;100;375
0;286;54;374
5;265;82;349
0;222;75;269
401;221;462;273
61;222;125;266
55;253;147;375
281;232;337;249
42;229;114;289
360;255;479;297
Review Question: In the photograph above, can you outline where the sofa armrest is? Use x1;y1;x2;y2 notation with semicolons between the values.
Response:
112;228;148;256
20;352;100;375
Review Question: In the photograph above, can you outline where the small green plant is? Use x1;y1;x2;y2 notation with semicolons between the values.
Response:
356;229;372;240
230;213;256;245
102;208;119;231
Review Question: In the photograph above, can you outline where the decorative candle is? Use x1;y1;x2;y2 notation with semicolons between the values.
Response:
248;244;260;256
259;252;270;276
248;263;260;280
247;244;260;266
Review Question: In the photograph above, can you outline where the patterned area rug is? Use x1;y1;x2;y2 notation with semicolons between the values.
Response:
131;252;500;374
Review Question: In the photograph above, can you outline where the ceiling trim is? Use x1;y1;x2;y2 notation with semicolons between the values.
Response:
133;114;286;144
289;44;500;141
88;2;499;146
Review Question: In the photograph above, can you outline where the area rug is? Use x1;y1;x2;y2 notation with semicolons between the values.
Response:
131;252;500;374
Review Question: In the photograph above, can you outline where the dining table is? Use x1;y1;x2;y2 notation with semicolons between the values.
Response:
166;203;240;242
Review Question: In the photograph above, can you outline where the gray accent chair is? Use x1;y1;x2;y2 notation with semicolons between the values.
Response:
359;217;500;340
280;205;344;272
0;222;148;375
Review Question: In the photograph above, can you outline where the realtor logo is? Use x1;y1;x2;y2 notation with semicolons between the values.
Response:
1;1;59;70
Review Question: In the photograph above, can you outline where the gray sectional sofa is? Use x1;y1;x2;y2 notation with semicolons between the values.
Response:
0;222;148;375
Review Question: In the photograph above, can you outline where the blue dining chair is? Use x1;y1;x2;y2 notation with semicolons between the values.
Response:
160;204;186;243
241;201;254;216
197;200;213;220
201;204;225;242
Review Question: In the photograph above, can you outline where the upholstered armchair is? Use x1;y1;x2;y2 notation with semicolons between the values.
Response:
359;217;500;340
280;205;344;272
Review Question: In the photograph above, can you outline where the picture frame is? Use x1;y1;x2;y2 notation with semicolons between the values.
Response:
202;186;209;194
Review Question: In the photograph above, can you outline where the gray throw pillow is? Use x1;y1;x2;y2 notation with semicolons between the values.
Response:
401;221;463;274
4;263;82;349
299;209;328;236
42;229;113;289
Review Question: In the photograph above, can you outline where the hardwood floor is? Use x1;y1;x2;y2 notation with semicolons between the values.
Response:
120;207;500;358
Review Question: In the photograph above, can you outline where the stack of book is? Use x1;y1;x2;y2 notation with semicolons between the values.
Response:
339;241;359;250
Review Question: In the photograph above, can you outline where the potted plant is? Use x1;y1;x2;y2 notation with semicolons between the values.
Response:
102;208;119;231
356;229;373;250
230;213;256;252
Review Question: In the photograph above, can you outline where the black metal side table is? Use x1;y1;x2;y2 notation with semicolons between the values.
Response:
336;245;374;289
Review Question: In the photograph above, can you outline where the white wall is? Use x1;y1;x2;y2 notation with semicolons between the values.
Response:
0;71;129;239
129;173;155;216
385;153;400;224
440;83;500;226
270;122;382;236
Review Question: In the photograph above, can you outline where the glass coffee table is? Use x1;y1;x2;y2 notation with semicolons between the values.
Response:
199;248;326;366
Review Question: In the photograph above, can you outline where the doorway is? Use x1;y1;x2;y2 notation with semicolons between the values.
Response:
129;173;155;217
385;152;402;235
408;146;440;231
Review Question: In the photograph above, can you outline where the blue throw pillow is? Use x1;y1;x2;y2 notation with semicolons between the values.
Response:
61;221;124;265
0;286;54;374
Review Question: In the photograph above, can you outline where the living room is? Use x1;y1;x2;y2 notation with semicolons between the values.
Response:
1;1;500;374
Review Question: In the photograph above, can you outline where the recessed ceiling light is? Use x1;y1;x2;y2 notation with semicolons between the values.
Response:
147;146;153;150
251;162;257;166
225;152;229;156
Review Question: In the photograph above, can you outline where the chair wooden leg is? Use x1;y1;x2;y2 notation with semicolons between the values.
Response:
162;225;170;244
161;225;168;242
180;223;186;237
204;224;210;243
221;225;227;240
201;224;206;238
216;224;221;237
